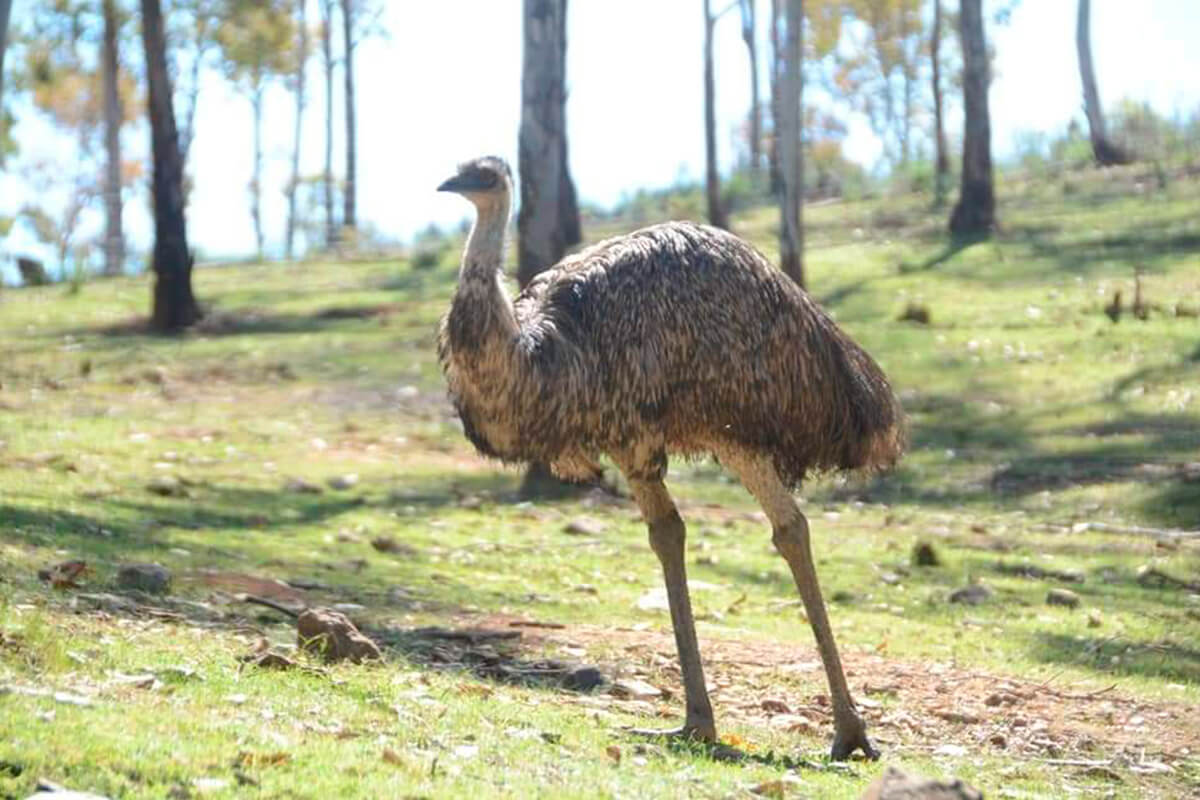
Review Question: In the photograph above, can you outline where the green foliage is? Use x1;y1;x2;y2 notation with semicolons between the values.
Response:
214;0;297;93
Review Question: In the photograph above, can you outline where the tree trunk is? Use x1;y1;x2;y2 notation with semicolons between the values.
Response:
703;0;727;229
767;0;781;193
250;83;264;259
778;0;803;287
517;0;587;499
1076;0;1128;166
178;10;207;168
517;0;581;289
740;0;761;171
101;0;126;276
0;0;11;110
320;0;336;248
949;0;995;236
286;0;308;260
141;0;200;331
931;0;949;207
340;0;356;232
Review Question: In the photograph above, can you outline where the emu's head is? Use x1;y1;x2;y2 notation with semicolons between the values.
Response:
437;156;512;211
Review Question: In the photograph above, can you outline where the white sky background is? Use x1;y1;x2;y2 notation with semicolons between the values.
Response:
2;0;1200;267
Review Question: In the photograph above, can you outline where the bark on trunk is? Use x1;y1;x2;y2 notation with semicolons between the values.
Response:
101;0;126;276
340;0;357;232
517;0;586;497
703;0;728;229
142;0;200;331
251;84;264;258
778;0;803;287
931;0;949;207
740;0;761;171
1076;0;1128;166
767;0;781;193
517;0;581;289
286;0;308;260
178;12;206;167
949;0;995;236
321;0;336;247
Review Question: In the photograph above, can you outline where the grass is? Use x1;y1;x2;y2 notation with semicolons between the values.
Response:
2;164;1199;798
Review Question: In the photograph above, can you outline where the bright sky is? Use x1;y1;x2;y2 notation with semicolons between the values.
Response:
2;0;1199;267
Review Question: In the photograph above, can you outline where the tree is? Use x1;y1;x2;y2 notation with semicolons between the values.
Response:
517;0;580;289
779;0;804;286
319;0;336;247
1076;0;1128;166
215;0;296;258
834;0;926;170
340;0;356;232
167;0;220;168
948;0;994;235
285;0;310;260
517;0;584;498
101;0;125;275
22;1;138;276
142;0;200;330
768;0;782;192
931;0;949;206
703;0;728;229
738;0;762;171
1;0;12;108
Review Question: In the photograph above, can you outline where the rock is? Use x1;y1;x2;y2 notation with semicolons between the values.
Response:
912;541;941;567
1087;609;1103;628
859;766;983;800
296;608;382;664
561;666;606;691
371;536;417;556
1046;588;1080;608
563;517;606;536
897;304;931;325
327;474;359;491
116;563;171;594
761;697;791;714
146;475;188;497
285;478;323;494
610;678;662;699
948;583;992;605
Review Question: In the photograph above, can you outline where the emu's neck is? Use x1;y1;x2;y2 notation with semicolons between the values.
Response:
449;197;519;351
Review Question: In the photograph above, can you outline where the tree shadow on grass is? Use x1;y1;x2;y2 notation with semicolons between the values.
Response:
1030;631;1200;685
897;233;988;273
77;303;408;340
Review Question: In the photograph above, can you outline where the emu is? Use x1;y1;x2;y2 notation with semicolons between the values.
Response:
436;156;904;760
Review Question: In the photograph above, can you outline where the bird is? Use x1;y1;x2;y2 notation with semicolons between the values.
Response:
435;155;904;761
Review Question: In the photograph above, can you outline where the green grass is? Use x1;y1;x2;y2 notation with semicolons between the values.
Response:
2;166;1200;798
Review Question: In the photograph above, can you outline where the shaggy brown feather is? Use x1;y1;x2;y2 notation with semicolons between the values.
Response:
438;216;904;487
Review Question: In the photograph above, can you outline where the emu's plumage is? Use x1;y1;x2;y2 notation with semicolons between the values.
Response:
439;220;903;484
435;155;902;761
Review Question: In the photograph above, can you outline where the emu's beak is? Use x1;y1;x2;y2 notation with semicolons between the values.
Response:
436;175;467;193
437;172;490;193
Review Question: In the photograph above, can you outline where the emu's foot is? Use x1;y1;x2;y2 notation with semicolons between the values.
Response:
830;714;880;761
624;722;718;744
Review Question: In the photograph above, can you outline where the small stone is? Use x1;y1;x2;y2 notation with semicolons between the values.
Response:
1087;609;1103;628
948;583;992;605
116;563;171;594
563;517;605;536
761;698;791;715
1046;588;1080;608
327;474;359;490
912;541;941;567
610;678;662;699
285;478;323;494
146;475;187;497
880;572;902;586
561;666;606;691
859;766;982;800
296;608;381;663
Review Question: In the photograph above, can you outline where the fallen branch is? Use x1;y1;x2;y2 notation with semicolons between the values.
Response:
1136;566;1200;593
1069;522;1200;542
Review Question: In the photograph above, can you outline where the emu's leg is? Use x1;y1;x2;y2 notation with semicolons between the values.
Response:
719;449;878;761
616;457;715;742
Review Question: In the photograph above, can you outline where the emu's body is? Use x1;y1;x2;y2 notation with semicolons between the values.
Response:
436;156;903;760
